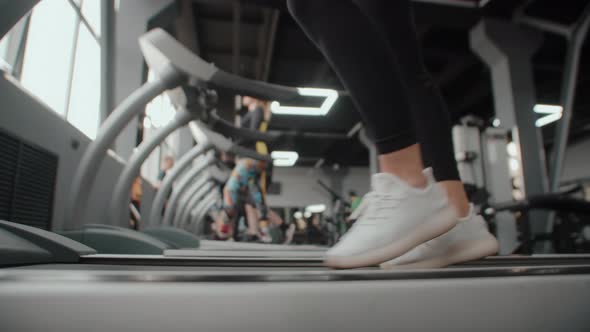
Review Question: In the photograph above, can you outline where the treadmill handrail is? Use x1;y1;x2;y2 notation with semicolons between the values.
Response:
488;194;590;215
139;28;346;101
208;111;282;144
189;122;272;162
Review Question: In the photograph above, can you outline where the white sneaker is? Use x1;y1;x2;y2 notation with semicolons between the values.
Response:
381;205;499;269
324;168;457;269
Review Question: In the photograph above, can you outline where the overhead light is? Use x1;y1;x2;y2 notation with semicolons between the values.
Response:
143;117;152;129
271;151;299;167
294;211;303;219
492;119;501;128
305;204;326;214
509;158;520;173
536;113;562;127
303;211;312;218
506;142;518;157
271;88;338;116
534;104;563;114
534;104;563;127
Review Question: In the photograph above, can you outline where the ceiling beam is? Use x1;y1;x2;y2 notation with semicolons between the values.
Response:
189;0;479;10
256;9;272;80
232;0;241;74
176;0;200;54
413;0;478;8
261;10;280;81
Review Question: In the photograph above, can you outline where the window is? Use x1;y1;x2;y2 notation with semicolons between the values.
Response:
20;0;78;116
15;0;102;139
144;70;176;130
81;0;101;33
0;36;9;71
142;70;178;182
67;24;101;139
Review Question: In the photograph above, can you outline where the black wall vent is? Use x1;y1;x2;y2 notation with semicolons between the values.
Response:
0;129;57;230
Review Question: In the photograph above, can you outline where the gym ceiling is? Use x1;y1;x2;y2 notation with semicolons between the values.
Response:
149;0;590;167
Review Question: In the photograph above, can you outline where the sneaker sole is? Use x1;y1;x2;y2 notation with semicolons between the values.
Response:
380;234;499;270
324;205;458;269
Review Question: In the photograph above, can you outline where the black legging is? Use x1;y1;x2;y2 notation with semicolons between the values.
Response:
287;0;459;181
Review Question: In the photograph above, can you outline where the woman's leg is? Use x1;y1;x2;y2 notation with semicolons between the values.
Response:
219;160;252;238
288;0;459;268
219;181;239;239
350;0;469;216
287;0;426;188
244;203;260;235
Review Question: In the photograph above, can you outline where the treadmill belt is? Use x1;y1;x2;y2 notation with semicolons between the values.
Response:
75;253;590;268
2;263;590;283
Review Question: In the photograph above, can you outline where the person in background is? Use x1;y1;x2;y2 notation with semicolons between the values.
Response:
130;176;143;230
216;96;283;242
158;156;175;182
348;191;362;213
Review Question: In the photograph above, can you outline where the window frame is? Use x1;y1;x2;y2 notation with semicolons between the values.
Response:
2;0;106;138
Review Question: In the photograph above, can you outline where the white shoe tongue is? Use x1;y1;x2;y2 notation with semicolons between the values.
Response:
371;173;408;194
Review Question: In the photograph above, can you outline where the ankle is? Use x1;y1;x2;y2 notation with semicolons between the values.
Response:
452;201;471;219
438;180;471;218
378;144;427;189
380;167;428;189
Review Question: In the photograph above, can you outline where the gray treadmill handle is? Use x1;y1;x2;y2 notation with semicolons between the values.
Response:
209;70;300;101
140;28;347;102
190;122;272;162
230;145;273;162
209;112;281;144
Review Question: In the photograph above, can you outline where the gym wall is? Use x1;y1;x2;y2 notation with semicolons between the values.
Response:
267;167;370;214
0;74;127;231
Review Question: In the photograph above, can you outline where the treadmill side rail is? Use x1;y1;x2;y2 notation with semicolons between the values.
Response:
0;220;95;266
60;227;171;255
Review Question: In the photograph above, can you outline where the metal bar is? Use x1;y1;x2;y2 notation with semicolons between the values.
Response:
66;0;100;42
171;176;209;227
478;0;493;7
63;10;82;119
3;13;30;78
255;9;271;80
0;0;38;40
109;110;194;226
517;15;571;38
347;122;362;138
262;10;279;82
549;4;590;192
174;180;212;228
190;0;479;9
175;0;200;54
412;0;478;8
66;66;184;229
232;0;240;74
193;194;218;230
192;192;219;231
148;142;213;227
163;156;215;226
359;128;378;175
178;182;215;229
100;0;115;122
